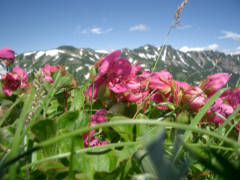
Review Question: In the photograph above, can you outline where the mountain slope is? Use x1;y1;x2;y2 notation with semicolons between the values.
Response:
15;45;240;87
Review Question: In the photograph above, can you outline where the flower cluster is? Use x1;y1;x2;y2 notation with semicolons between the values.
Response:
85;50;239;127
1;64;68;96
83;109;109;147
1;66;28;96
41;64;62;84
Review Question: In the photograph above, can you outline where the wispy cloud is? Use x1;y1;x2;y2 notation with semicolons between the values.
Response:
90;27;112;34
219;31;240;41
75;26;112;35
129;24;149;32
180;43;220;52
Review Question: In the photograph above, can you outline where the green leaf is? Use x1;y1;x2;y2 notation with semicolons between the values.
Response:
94;159;128;180
57;111;79;130
136;113;151;137
31;119;57;156
110;116;134;141
176;110;189;124
69;88;85;111
109;102;125;115
46;99;59;116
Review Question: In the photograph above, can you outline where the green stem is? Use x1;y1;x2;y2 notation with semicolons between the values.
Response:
8;89;35;180
0;97;23;127
37;120;239;152
22;141;141;170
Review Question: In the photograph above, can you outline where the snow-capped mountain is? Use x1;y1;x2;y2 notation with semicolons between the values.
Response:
15;45;240;87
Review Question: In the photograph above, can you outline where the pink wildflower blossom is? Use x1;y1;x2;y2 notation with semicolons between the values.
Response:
124;79;149;104
12;66;28;88
85;50;132;100
83;109;109;148
1;66;28;96
41;64;60;83
91;109;107;126
172;80;191;106
2;73;20;96
200;73;230;96
182;86;206;110
227;88;240;110
149;70;173;94
206;98;234;125
106;57;132;93
150;92;171;110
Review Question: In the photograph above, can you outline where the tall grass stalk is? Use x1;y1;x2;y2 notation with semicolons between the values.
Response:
37;119;239;152
8;88;35;180
173;88;228;162
19;71;62;144
0;97;23;127
22;141;236;170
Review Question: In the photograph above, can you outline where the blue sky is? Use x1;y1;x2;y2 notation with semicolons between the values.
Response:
0;0;240;54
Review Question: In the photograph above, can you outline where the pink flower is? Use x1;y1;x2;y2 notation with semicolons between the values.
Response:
1;66;28;96
172;80;191;106
91;109;107;126
2;73;20;96
41;64;60;83
84;76;105;100
175;80;191;91
123;70;151;104
83;109;109;148
149;70;173;94
97;50;121;78
129;64;142;78
200;73;230;96
12;66;28;88
182;86;206;110
124;79;149;104
107;58;132;93
227;88;240;110
206;98;234;125
85;50;132;99
150;92;171;110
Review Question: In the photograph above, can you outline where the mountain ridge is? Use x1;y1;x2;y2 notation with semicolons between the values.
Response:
15;44;240;87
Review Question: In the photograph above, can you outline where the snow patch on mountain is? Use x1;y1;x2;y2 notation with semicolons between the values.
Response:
76;66;83;72
79;49;83;56
144;46;149;50
24;51;36;56
162;47;167;62
89;57;95;62
95;54;100;59
35;51;45;59
45;49;64;56
95;50;108;54
177;51;188;66
84;73;90;79
138;53;146;58
146;53;156;59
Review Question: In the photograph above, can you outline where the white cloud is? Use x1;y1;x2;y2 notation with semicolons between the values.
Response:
222;46;240;55
75;26;112;35
90;28;102;34
180;44;240;55
129;24;149;32
179;44;220;52
219;31;240;41
206;44;219;51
